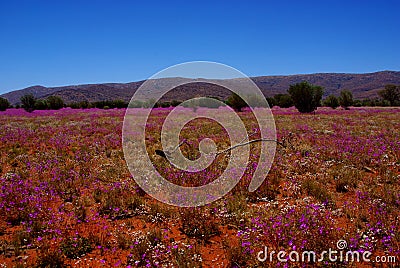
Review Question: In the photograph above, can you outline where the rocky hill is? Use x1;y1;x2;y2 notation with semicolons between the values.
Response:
2;71;399;105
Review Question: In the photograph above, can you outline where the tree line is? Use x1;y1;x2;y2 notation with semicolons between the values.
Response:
224;82;400;113
0;95;130;112
0;83;399;113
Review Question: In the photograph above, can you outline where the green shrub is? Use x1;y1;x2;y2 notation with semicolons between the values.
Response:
60;236;92;259
339;90;353;109
266;97;275;107
179;207;220;241
35;99;48;110
226;93;248;111
378;84;400;106
323;95;339;109
46;96;64;110
273;93;293;108
172;243;202;268
0;97;10;111
20;94;37;112
225;194;248;226
288;81;323;113
330;166;360;193
302;178;334;207
36;245;66;268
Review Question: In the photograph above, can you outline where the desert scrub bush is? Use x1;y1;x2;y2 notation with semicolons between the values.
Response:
247;172;281;202
302;178;334;207
47;169;82;203
224;194;248;227
146;228;163;247
179;207;220;241
127;229;165;267
36;245;66;268
297;142;314;158
116;232;132;250
380;168;399;185
172;242;202;268
145;202;172;224
24;220;46;240
98;163;128;182
329;165;361;193
223;238;253;267
72;199;87;223
0;220;6;236
286;158;320;179
87;230;112;253
127;238;148;267
0;239;9;256
381;187;400;210
226;194;247;216
11;229;35;257
60;236;92;259
12;229;33;248
94;184;143;219
366;184;400;212
53;180;80;203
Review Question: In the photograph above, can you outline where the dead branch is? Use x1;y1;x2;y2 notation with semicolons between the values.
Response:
155;136;288;159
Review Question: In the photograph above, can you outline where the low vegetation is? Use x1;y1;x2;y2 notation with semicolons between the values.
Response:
0;82;398;115
0;97;10;111
0;106;398;266
288;81;323;113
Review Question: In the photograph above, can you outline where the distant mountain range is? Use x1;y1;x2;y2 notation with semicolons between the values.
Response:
2;71;400;105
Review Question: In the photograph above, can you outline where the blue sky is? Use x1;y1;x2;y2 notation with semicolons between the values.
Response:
0;0;399;94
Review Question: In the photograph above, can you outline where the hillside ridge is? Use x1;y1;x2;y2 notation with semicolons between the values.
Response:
2;71;400;105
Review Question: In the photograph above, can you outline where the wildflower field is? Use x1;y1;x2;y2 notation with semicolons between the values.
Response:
0;107;399;267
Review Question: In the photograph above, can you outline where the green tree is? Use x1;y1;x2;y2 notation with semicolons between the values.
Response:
378;84;400;106
288;81;323;113
143;99;156;108
273;94;293;108
266;97;275;108
157;101;171;108
323;95;339;109
339;90;353;110
20;94;37;112
69;100;91;109
35;99;48;110
111;99;127;108
226;93;248;111
0;97;10;111
198;97;224;108
181;98;199;111
46;96;65;110
127;100;145;108
170;100;182;107
246;94;268;108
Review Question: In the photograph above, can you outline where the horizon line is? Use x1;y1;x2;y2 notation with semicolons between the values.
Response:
1;69;399;96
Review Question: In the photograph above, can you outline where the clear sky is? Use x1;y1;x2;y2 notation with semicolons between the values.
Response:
0;0;399;94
